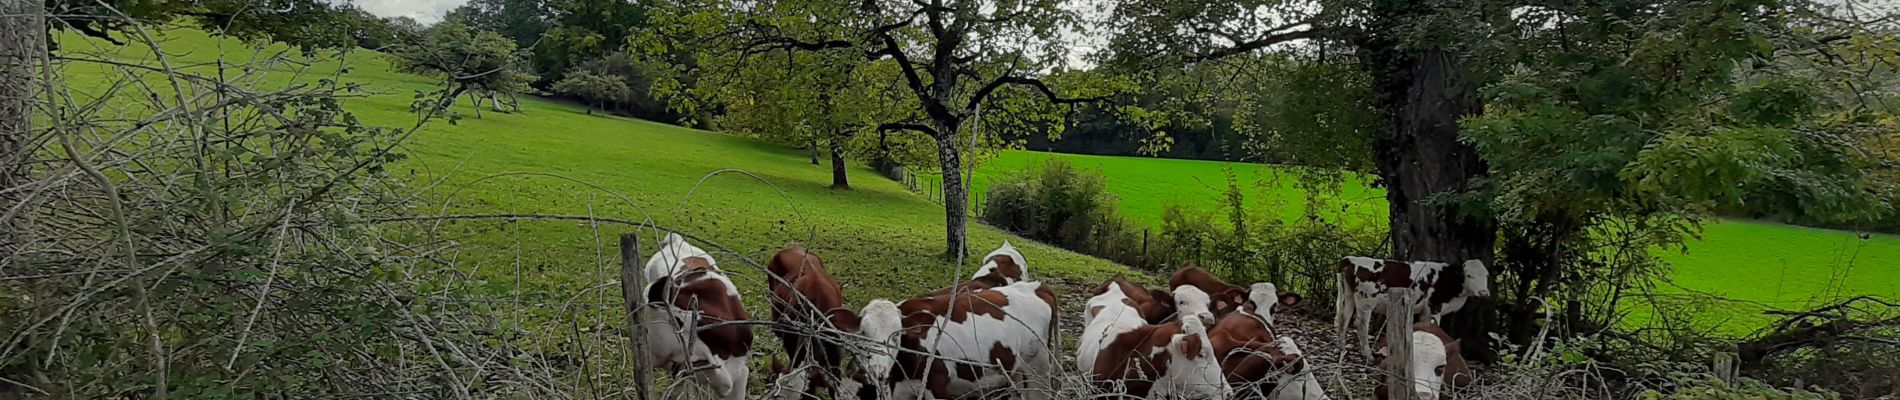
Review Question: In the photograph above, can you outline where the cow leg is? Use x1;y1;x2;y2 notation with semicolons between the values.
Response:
705;356;749;400
1354;301;1376;360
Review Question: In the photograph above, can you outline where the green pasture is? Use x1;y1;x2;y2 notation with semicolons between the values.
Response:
943;150;1900;336
56;28;1135;348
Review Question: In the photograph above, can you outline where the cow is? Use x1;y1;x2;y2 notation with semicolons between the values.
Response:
1172;266;1304;326
1206;284;1323;399
846;280;1059;400
1084;285;1228;399
1078;278;1204;372
764;244;859;399
1170;265;1249;316
1090;275;1178;325
1373;323;1474;400
922;241;1030;297
640;233;752;400
1334;256;1490;359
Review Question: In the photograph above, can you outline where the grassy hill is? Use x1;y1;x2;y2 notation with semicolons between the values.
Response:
943;150;1900;335
58;28;1137;345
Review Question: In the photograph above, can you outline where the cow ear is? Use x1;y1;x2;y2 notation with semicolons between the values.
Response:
1180;335;1205;359
645;276;672;304
1377;345;1390;357
1280;293;1302;306
830;308;862;333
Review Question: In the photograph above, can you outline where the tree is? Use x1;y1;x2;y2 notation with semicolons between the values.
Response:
552;71;631;114
390;22;538;117
9;0;370;256
646;0;1122;257
1106;0;1899;361
45;0;371;51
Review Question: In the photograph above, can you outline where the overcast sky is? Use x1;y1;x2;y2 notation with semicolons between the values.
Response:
349;0;468;24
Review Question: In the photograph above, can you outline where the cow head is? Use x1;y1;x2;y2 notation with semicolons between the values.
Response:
1462;259;1491;298
1173;285;1216;327
645;232;715;278
973;240;1028;282
854;299;904;385
1245;283;1280;324
1379;331;1462;400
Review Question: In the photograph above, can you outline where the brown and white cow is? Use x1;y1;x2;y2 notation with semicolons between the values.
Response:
1171;266;1302;322
1083;284;1228;399
1206;287;1325;400
1091;275;1178;325
764;244;859;399
1373;323;1474;400
922;241;1030;297
1334;256;1490;359
845;280;1058;400
641;233;753;400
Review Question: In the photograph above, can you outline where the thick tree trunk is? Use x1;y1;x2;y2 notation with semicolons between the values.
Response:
829;134;849;189
1;0;44;254
935;129;967;259
1363;0;1497;360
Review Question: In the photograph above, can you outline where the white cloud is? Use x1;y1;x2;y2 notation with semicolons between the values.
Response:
345;0;468;24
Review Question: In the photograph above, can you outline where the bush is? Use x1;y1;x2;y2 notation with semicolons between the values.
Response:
981;159;1151;267
1153;168;1383;299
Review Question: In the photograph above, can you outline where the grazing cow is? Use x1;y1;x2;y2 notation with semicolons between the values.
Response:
1373;323;1474;400
1207;285;1322;399
645;232;717;282
641;233;753;400
848;280;1059;400
1091;275;1179;325
1334;256;1491;358
764;244;859;399
922;241;1030;296
1085;285;1228;399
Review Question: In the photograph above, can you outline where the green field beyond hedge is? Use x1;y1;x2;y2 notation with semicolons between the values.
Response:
941;150;1900;336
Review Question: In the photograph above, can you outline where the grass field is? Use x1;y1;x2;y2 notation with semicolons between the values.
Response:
57;28;1137;347
946;150;1900;335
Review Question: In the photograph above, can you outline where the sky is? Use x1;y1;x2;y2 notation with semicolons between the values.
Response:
348;0;468;24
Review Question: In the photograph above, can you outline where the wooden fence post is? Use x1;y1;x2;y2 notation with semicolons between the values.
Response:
1141;229;1150;268
619;233;653;400
1384;289;1417;400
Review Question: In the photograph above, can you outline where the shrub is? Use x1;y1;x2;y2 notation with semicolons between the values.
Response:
981;159;1151;267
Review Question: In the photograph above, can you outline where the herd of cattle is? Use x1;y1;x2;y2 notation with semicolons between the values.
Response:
638;233;1493;400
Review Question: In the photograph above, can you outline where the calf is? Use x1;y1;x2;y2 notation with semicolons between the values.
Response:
1373;323;1474;400
1173;266;1303;325
922;241;1030;296
1171;265;1249;316
1086;285;1228;399
641;233;752;400
849;280;1059;400
1334;256;1490;358
1207;284;1321;399
1091;275;1178;325
764;244;859;399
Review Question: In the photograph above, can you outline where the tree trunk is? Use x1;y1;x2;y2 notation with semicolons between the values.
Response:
1362;0;1497;361
935;129;968;259
809;136;821;165
1;0;43;254
829;134;850;189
